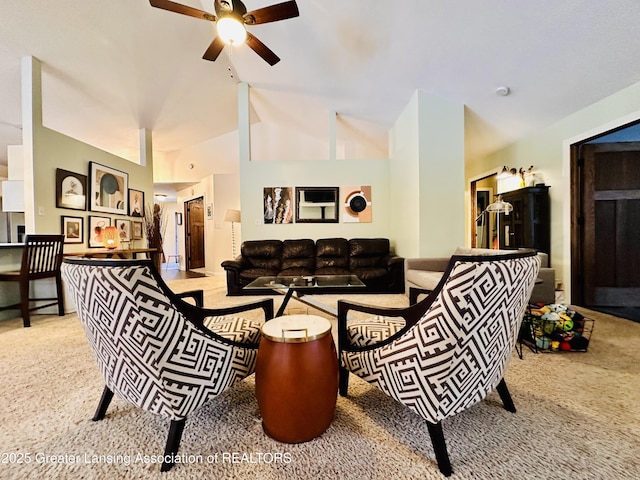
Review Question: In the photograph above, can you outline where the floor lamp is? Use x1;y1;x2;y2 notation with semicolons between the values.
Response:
485;195;513;249
224;209;241;258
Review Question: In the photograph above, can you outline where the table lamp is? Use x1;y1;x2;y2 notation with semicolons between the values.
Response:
102;226;120;249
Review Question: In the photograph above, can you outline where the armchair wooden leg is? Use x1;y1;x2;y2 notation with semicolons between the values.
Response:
339;367;350;396
92;386;114;421
426;421;452;477
161;419;186;472
496;378;516;413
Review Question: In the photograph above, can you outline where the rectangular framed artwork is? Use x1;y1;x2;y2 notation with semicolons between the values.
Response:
115;219;131;242
88;215;111;248
263;187;294;224
342;185;372;223
128;189;145;217
131;220;143;240
61;215;84;244
295;187;339;223
89;162;128;215
55;168;87;211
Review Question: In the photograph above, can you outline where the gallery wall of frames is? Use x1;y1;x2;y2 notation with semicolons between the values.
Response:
263;185;372;225
55;163;146;247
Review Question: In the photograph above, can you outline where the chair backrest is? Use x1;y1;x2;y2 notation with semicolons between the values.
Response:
21;234;64;280
432;251;540;419
375;250;540;423
61;258;257;420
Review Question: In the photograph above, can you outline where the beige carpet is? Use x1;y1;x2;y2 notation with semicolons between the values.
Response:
1;276;639;479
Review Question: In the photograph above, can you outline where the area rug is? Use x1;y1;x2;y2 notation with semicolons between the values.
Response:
0;276;639;479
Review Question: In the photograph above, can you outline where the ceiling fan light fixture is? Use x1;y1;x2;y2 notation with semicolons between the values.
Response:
217;17;247;45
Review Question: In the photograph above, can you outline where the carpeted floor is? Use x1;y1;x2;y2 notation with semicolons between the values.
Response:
586;306;640;323
1;276;639;479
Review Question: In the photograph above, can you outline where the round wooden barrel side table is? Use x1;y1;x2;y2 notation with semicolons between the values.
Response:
255;314;338;443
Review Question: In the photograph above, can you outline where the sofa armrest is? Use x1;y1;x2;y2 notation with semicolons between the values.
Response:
221;257;249;271
381;254;404;267
405;257;450;273
530;267;556;305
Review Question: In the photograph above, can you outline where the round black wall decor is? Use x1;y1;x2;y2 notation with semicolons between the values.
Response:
348;194;367;213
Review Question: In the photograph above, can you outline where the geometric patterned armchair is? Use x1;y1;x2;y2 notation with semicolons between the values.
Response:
61;258;273;472
337;250;540;477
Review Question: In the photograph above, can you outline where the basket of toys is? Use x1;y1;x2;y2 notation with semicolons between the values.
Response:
520;304;594;352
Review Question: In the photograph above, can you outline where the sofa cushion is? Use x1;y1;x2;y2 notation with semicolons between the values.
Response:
241;240;282;270
349;238;391;284
240;268;281;283
315;238;350;274
347;315;406;347
406;270;444;291
203;316;262;344
349;238;390;268
279;239;315;276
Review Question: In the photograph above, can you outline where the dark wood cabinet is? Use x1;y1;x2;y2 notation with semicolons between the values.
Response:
498;186;550;256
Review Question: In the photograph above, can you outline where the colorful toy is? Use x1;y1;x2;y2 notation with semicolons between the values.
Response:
524;302;593;353
556;313;574;331
536;336;550;350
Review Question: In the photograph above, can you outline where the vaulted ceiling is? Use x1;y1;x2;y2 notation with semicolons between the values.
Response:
1;0;640;168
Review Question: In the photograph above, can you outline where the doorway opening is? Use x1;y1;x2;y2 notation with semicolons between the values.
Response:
185;196;205;271
470;173;497;248
571;120;640;322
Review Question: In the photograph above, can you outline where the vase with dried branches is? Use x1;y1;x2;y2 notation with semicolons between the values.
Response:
144;202;167;271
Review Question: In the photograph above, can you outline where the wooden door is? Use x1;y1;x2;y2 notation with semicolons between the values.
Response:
578;142;640;306
185;197;205;269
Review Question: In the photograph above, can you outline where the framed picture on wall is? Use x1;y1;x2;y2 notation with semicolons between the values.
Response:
128;188;144;217
342;185;373;223
295;187;339;223
89;162;128;215
131;220;143;240
115;219;131;242
88;216;111;248
55;168;87;211
263;187;294;224
61;216;83;244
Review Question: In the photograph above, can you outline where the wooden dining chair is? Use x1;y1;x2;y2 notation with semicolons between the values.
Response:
0;234;65;327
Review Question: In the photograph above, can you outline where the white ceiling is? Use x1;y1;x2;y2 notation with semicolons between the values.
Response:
1;0;640;169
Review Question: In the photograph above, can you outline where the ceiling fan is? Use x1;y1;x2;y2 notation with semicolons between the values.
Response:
149;0;299;65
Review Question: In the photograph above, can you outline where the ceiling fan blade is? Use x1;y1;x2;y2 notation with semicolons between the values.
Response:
149;0;216;22
202;36;226;61
245;32;280;65
243;0;299;25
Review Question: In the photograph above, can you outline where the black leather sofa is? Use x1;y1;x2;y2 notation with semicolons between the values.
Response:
221;238;404;296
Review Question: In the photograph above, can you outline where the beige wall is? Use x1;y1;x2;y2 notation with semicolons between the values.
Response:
0;57;155;320
237;83;396;247
467;80;640;302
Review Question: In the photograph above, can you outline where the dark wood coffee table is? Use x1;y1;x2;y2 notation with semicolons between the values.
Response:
244;275;365;317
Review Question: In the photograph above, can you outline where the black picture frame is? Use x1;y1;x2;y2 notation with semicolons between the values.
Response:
61;215;84;244
128;188;145;217
88;215;111;248
55;168;87;211
295;187;339;223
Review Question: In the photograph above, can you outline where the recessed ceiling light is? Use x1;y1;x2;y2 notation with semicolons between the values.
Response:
495;86;510;96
